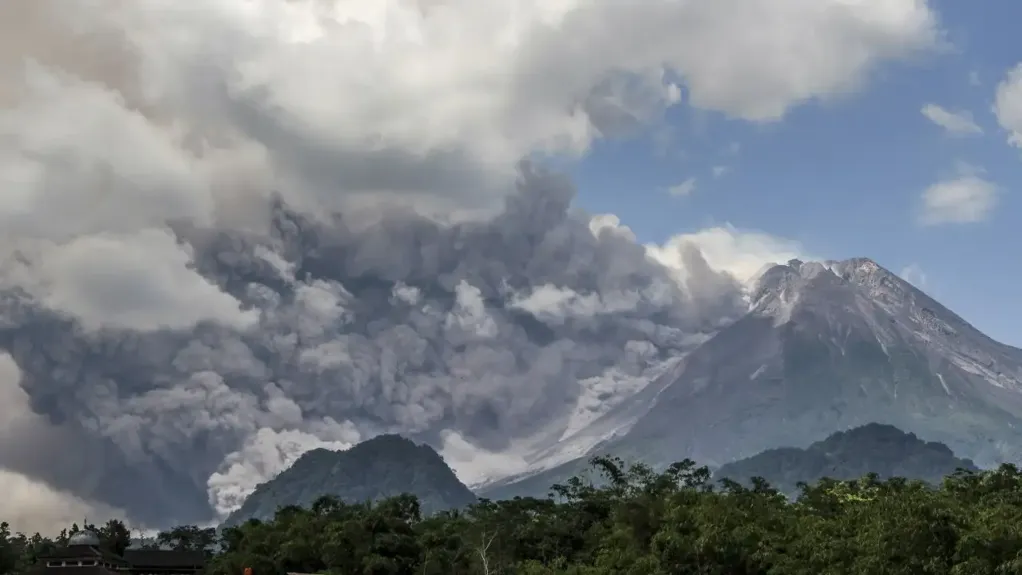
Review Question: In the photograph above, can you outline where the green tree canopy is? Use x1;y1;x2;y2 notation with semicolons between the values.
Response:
4;457;1022;575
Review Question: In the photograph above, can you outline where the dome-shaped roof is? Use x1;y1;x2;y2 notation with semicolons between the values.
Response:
68;530;101;547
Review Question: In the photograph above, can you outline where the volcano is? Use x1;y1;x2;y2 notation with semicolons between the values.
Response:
482;257;1022;498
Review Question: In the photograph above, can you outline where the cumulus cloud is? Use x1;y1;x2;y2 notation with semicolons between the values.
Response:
0;0;940;218
994;63;1022;148
0;0;937;528
648;225;811;287
918;173;999;226
921;103;983;135
9;230;258;332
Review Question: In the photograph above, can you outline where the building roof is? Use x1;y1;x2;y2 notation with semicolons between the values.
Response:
38;546;203;569
39;546;125;564
122;550;207;568
40;547;102;559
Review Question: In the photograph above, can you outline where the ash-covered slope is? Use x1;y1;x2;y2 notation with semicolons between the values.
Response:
483;257;1022;500
223;434;476;526
611;257;1022;469
714;423;978;495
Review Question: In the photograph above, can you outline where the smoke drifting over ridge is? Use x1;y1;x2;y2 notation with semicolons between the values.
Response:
0;0;936;529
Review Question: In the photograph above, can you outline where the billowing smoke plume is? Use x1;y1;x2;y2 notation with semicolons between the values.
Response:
0;0;935;529
0;169;751;526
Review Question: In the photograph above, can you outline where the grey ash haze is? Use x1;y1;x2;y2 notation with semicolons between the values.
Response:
0;0;945;535
0;169;750;529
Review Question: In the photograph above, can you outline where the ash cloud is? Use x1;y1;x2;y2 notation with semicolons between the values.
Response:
0;0;935;528
0;171;747;525
0;352;126;535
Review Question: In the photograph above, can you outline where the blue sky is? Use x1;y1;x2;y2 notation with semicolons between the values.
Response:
571;0;1022;346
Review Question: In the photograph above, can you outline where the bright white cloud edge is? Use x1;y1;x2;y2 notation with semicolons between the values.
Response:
994;63;1022;148
918;175;999;226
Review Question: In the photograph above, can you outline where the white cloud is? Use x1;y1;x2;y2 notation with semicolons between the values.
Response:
0;0;940;213
668;177;698;197
12;229;258;332
510;284;646;325
647;224;810;287
439;430;529;487
712;166;729;178
994;63;1022;148
920;104;983;135
918;175;999;225
445;281;499;340
0;0;940;330
588;214;637;242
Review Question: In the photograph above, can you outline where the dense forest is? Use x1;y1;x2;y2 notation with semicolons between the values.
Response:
6;456;1022;575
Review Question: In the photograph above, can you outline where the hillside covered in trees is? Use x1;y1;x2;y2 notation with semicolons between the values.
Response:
5;455;1022;574
714;423;979;495
224;434;477;526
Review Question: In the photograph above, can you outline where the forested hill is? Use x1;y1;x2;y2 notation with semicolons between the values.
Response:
714;422;979;495
6;457;1022;574
223;434;477;526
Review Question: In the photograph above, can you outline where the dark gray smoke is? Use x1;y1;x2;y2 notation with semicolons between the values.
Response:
0;166;747;526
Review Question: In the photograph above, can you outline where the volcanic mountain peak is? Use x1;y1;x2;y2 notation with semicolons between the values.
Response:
749;259;822;319
756;255;892;281
747;256;1022;388
752;256;889;298
751;256;943;329
590;254;1022;468
828;257;919;310
829;255;885;277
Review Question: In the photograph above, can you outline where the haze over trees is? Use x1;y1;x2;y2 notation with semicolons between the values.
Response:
6;456;1022;575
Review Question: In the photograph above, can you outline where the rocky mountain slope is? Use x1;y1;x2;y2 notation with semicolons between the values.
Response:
223;435;476;525
482;257;1022;499
714;423;978;495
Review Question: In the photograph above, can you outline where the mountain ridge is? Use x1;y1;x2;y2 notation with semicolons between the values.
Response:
224;434;477;525
714;422;979;495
